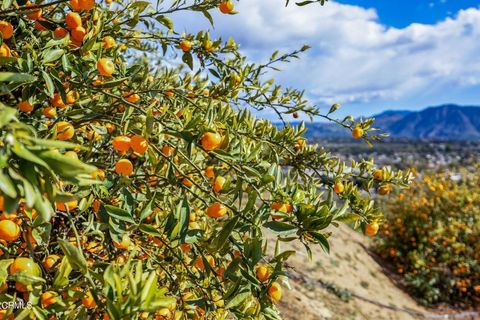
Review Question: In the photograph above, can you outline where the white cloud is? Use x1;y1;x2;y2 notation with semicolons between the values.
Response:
173;1;480;115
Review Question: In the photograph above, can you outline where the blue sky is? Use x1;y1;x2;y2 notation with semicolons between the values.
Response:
174;0;480;120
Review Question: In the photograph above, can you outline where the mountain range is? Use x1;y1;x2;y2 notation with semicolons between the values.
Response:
300;104;480;141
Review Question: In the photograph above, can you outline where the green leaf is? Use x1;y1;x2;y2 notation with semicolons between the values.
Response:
58;239;88;274
182;52;193;70
42;49;64;63
0;72;35;83
53;256;73;287
263;221;298;235
41;71;55;97
105;205;136;224
0;259;13;285
225;290;250;309
310;232;330;253
155;15;173;30
0;171;17;198
34;150;97;178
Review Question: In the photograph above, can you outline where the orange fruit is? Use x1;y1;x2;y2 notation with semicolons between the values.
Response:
43;106;57;118
270;202;292;220
0;210;17;220
18;100;33;113
26;2;42;20
92;199;101;213
65;12;82;29
256;265;271;282
200;132;222;151
0;43;11;58
213;176;226;193
9;257;40;276
50;93;66;108
373;169;384;180
0;21;14;39
91;168;105;180
206;202;227;219
34;20;47;31
113;234;131;250
378;184;392;196
41;291;57;307
268;282;282;302
182;175;194;187
333;182;344;194
105;123;115;133
56;199;78;212
97;58;115;76
79;0;95;10
115;159;133;176
71;26;86;42
112;136;131;152
219;1;234;14
204;166;215;179
124;92;140;103
43;254;61;270
0;220;20;242
162;145;174;157
194;255;214;270
66;91;77;104
179;40;192;52
70;0;82;11
81;290;96;309
53;27;68;38
352;127;364;139
365;222;379;237
55;121;74;140
102;36;116;49
130;135;148;154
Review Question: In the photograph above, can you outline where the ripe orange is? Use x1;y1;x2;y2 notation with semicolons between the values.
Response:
9;257;40;276
270;202;292;213
43;106;57;118
0;43;11;58
200;132;222;151
204;166;215;179
55;121;74;140
352;127;364;139
378;184;392;196
50;93;66;108
206;202;227;218
41;291;57;307
82;290;96;309
70;0;82;11
79;0;95;10
56;199;78;212
97;58;115;76
66;90;77;104
213;176;226;193
92;199;101;213
105;123;115;133
256;265;271;282
53;27;68;38
194;255;215;271
43;254;61;271
112;135;131;152
25;2;42;20
219;1;234;14
130;135;148;154
113;234;131;250
268;282;282;302
65;12;82;29
182;175;194;187
0;220;20;242
373;169;384;180
102;36;116;49
34;20;47;31
0;21;14;39
18;100;33;113
179;40;192;52
162;145;174;157
124;92;140;103
71;26;86;42
333;182;344;194
365;222;379;237
91;168;105;180
115;159;133;176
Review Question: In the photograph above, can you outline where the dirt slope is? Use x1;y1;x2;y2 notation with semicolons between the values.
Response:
273;225;428;320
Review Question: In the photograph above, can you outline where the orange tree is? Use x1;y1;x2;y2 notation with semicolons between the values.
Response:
0;0;412;318
375;169;480;307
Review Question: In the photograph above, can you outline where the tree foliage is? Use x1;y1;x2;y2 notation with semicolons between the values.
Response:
0;0;411;318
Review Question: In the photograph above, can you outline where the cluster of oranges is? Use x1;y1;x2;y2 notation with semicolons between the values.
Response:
375;170;480;307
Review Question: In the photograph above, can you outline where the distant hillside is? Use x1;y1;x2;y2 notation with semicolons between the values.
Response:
297;105;480;141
